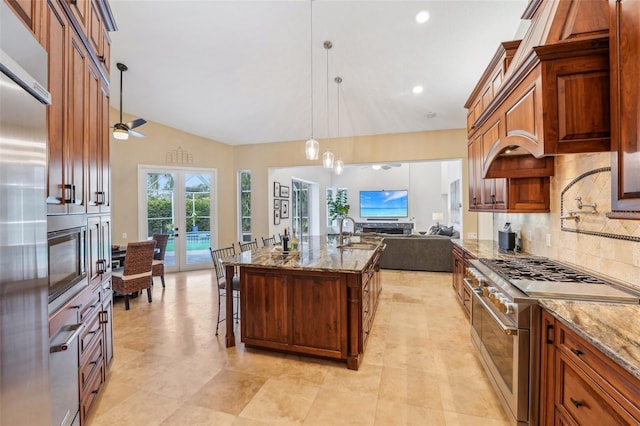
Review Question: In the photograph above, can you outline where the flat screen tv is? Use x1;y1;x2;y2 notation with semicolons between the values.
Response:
359;190;408;218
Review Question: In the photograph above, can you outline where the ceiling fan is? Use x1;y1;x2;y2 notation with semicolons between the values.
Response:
112;62;146;140
365;163;402;171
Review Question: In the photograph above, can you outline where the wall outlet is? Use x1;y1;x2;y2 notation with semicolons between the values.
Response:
527;230;533;241
122;232;127;239
467;232;477;239
546;233;551;247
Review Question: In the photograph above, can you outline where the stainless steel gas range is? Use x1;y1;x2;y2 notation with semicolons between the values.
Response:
463;256;640;426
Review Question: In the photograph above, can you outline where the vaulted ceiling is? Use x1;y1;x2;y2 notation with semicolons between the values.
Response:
108;1;528;146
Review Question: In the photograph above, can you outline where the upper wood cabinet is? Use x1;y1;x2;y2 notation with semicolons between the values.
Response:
609;0;640;218
40;0;113;214
466;0;611;180
4;0;42;35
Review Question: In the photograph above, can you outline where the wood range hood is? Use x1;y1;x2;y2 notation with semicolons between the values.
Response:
466;0;612;180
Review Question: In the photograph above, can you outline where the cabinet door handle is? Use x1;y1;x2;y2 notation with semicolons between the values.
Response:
545;324;554;344
570;347;583;357
472;197;477;206
98;55;106;63
490;194;495;204
570;397;584;408
64;184;73;203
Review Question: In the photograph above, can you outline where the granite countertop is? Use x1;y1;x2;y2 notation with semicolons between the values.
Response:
539;299;640;381
221;235;384;274
451;238;531;259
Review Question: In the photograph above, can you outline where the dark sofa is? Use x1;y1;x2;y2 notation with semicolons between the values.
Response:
379;233;459;272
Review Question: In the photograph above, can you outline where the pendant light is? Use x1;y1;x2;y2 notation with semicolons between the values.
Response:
334;76;344;175
322;41;334;169
305;0;319;160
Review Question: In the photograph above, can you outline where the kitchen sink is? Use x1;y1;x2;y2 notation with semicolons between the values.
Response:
337;242;379;250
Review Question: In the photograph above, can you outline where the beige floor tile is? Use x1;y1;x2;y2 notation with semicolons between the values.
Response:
160;404;237;426
378;366;444;410
87;269;511;426
440;374;509;420
239;377;320;424
304;388;377;426
89;391;181;426
187;369;268;416
375;399;448;426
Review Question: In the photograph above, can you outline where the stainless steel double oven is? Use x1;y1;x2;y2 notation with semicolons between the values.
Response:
464;265;538;425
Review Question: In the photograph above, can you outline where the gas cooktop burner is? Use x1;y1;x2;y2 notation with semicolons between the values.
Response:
479;257;611;285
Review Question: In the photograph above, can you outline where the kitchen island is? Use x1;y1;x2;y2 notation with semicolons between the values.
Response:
221;235;384;370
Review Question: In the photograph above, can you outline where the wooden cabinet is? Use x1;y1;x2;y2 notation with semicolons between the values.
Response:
468;135;551;213
466;0;611;212
87;215;111;288
609;0;640;217
87;68;110;213
540;310;640;425
41;0;113;214
451;244;474;318
4;0;42;35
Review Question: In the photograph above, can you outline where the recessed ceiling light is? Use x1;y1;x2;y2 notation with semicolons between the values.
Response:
412;85;424;94
415;10;430;24
426;111;437;119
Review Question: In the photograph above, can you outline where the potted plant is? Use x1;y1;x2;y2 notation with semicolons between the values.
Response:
327;190;350;222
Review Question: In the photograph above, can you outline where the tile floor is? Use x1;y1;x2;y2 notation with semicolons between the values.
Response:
87;269;510;426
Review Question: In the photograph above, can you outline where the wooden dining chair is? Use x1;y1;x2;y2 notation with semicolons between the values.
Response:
261;235;277;248
209;245;240;335
238;238;258;252
151;233;169;287
112;240;157;310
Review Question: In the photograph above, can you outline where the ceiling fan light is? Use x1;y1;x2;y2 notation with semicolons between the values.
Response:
305;138;319;160
113;128;129;140
322;151;334;168
334;159;344;175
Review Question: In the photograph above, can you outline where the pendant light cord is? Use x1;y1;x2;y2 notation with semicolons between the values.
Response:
309;0;314;139
326;45;330;138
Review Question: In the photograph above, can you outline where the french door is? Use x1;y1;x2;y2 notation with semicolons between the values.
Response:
292;179;311;243
138;165;217;272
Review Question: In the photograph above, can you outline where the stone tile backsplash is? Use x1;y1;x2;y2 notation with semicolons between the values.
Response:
493;152;640;292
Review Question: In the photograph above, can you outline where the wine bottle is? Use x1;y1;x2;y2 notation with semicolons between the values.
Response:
282;228;289;252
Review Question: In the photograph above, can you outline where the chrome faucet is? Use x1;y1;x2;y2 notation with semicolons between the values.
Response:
339;216;356;246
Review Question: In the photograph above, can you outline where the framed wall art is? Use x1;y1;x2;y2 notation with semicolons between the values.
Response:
273;181;280;197
281;200;289;219
274;199;281;210
274;209;280;225
279;185;289;198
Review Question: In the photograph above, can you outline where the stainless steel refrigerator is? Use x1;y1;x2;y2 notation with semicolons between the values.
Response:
0;2;52;424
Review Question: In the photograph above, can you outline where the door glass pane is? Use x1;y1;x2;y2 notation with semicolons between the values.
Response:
292;180;310;243
240;171;251;242
184;173;211;264
145;173;175;267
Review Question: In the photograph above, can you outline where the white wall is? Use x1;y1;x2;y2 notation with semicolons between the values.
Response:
268;160;462;235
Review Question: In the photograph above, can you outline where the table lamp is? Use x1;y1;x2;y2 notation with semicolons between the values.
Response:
432;212;444;227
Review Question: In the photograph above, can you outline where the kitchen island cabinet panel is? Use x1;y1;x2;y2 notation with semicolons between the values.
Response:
291;273;346;356
241;269;289;346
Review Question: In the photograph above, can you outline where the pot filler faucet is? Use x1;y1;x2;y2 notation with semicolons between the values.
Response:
339;216;356;245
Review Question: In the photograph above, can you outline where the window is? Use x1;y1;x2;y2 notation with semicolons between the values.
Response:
239;171;252;242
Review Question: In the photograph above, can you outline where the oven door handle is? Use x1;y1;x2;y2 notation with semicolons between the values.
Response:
50;323;85;353
466;280;518;336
